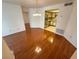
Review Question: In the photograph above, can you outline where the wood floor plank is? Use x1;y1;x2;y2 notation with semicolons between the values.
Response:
3;24;76;59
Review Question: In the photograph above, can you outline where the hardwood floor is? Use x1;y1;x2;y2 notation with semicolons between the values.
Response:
3;24;76;59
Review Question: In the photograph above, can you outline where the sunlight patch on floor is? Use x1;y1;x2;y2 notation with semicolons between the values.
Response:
45;26;56;33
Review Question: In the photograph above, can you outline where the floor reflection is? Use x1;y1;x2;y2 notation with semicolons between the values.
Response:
35;46;42;53
3;26;76;59
45;26;56;33
48;36;54;43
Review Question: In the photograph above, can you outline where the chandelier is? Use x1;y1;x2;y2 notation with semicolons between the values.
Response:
33;0;41;16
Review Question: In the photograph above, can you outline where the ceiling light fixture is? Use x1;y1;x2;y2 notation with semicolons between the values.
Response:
33;0;41;16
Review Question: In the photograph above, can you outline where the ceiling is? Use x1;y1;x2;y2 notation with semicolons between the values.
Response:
3;0;73;8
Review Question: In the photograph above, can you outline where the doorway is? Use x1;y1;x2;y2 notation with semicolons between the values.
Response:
44;9;59;33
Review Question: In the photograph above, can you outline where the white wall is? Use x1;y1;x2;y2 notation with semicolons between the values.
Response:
28;0;76;47
22;7;29;24
43;3;73;35
28;2;73;30
45;4;72;30
2;2;25;36
71;51;77;59
28;8;44;28
64;0;77;47
2;40;15;59
23;12;29;24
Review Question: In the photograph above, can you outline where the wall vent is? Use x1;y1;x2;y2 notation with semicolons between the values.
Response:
56;29;64;34
64;2;73;6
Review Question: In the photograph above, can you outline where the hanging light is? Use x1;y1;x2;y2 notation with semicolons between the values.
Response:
33;13;41;16
33;0;41;16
